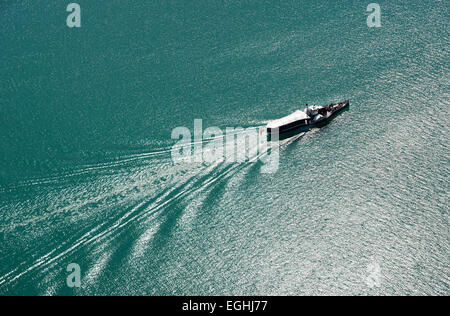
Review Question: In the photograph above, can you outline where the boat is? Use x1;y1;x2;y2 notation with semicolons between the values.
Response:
266;100;349;140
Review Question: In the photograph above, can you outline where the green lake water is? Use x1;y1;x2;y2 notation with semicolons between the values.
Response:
0;0;448;295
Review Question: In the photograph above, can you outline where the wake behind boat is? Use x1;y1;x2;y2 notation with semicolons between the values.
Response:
266;100;349;140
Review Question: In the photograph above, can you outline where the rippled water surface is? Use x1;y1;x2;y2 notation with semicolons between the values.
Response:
0;0;449;295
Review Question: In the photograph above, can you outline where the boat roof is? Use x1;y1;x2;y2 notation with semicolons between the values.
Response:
267;110;310;129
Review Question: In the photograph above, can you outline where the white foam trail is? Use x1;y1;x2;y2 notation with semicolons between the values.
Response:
0;126;296;287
